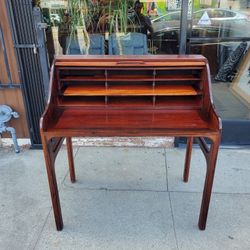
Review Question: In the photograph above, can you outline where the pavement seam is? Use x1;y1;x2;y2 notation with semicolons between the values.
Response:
62;184;168;192
168;192;180;250
73;146;80;158
169;190;250;195
165;148;179;250
60;181;250;195
32;207;52;250
62;182;250;195
164;147;169;191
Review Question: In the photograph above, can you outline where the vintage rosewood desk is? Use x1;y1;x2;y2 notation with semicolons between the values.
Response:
40;55;222;231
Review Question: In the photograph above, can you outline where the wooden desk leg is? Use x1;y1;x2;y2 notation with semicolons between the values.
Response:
183;137;193;182
66;137;76;183
198;134;220;230
41;135;63;231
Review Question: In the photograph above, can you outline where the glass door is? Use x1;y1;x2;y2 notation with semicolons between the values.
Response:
188;0;250;144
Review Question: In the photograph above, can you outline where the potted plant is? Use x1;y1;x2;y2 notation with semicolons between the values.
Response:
104;0;151;55
58;0;144;55
66;0;91;54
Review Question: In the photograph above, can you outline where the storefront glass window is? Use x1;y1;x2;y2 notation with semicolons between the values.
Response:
189;0;250;121
36;0;250;121
36;0;183;56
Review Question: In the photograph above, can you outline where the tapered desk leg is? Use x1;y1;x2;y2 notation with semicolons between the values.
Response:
66;137;76;183
198;135;220;230
183;137;193;182
41;136;63;231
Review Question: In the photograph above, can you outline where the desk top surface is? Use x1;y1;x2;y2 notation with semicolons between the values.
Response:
54;55;207;67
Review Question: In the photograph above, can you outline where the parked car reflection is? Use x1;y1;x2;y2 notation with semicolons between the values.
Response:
193;8;248;21
151;8;250;54
152;8;249;31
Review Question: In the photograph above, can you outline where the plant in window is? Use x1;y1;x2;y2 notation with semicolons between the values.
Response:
66;0;91;54
108;0;129;54
96;0;135;55
65;0;102;54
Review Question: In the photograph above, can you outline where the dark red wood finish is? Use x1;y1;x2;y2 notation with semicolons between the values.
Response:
40;55;222;231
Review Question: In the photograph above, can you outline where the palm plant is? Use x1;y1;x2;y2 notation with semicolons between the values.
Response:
67;0;97;54
105;0;135;54
65;0;136;55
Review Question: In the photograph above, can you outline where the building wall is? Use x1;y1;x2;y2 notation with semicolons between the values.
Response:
220;0;248;8
0;0;29;138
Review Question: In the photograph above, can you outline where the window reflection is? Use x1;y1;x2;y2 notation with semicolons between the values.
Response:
189;1;250;120
36;0;250;55
37;0;250;120
37;0;181;56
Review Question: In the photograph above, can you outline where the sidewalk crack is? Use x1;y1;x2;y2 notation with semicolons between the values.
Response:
168;192;180;250
164;148;169;191
32;207;52;250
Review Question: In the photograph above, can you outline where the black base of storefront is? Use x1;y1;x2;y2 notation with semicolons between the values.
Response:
176;120;250;147
221;120;250;145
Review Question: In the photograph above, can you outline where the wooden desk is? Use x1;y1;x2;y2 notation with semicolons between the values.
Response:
40;55;222;231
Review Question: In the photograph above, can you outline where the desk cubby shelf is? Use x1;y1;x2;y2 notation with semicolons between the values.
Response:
58;66;203;108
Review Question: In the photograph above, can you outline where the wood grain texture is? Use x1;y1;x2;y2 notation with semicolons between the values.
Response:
0;2;29;137
40;55;221;231
52;109;210;130
63;84;200;96
55;55;207;67
0;89;29;138
0;1;20;84
61;75;200;82
0;42;9;83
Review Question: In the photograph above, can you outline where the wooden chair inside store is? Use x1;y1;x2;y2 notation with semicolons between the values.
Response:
40;55;222;231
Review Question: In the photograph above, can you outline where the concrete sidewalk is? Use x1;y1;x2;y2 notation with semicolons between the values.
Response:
0;145;250;250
